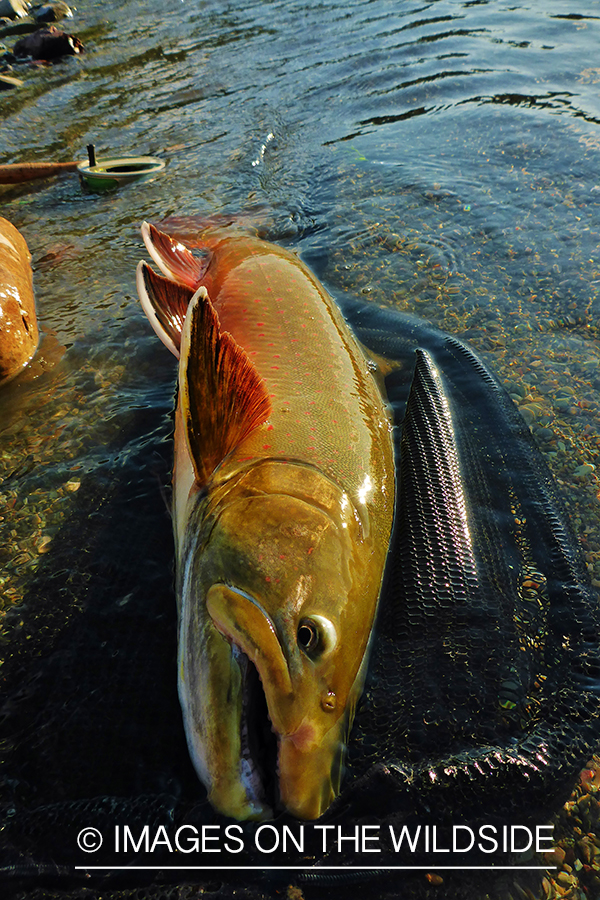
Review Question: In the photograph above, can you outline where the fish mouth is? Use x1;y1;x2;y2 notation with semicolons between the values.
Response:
232;643;280;814
206;583;341;820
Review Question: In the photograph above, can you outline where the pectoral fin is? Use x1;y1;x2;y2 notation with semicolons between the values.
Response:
180;292;272;488
136;260;195;357
142;221;211;289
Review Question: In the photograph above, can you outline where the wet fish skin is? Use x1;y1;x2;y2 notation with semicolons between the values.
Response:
137;221;395;821
0;217;39;384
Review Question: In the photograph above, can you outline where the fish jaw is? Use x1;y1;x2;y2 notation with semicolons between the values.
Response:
206;584;294;730
205;582;350;821
277;720;345;820
178;580;274;821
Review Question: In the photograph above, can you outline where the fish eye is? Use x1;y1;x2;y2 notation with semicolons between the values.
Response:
297;615;337;658
298;619;319;653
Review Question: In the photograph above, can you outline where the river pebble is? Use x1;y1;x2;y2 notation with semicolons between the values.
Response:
34;1;73;23
573;464;596;478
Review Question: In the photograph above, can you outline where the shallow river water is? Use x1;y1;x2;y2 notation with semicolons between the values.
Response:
2;2;600;899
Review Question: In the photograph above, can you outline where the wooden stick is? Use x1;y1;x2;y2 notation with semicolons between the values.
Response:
0;160;80;184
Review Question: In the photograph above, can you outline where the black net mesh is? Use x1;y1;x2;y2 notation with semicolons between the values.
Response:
2;302;600;900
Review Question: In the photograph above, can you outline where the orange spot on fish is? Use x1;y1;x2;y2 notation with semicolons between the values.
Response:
263;444;272;450
267;424;274;431
307;547;314;555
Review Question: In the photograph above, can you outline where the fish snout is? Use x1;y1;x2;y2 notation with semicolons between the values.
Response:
278;722;345;820
205;584;295;734
206;583;345;818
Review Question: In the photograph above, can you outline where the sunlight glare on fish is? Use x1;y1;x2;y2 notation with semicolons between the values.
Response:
340;492;350;527
357;474;373;506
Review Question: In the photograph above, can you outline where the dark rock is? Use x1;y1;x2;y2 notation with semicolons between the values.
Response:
0;0;28;21
34;1;73;23
13;24;82;59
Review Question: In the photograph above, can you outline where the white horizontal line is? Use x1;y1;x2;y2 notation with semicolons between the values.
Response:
74;865;556;871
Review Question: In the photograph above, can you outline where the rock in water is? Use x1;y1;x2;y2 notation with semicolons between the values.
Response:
13;25;83;60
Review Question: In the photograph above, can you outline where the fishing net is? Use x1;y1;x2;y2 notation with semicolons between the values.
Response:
2;302;599;900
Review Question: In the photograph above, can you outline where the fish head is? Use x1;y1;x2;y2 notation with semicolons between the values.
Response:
179;472;376;821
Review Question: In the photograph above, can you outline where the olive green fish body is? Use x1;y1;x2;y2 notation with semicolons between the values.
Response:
137;222;395;820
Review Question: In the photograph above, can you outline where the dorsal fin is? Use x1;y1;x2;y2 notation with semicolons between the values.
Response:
142;221;210;290
180;291;272;488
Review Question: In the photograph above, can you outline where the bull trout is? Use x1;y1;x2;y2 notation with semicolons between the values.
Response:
0;217;39;384
136;220;395;820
